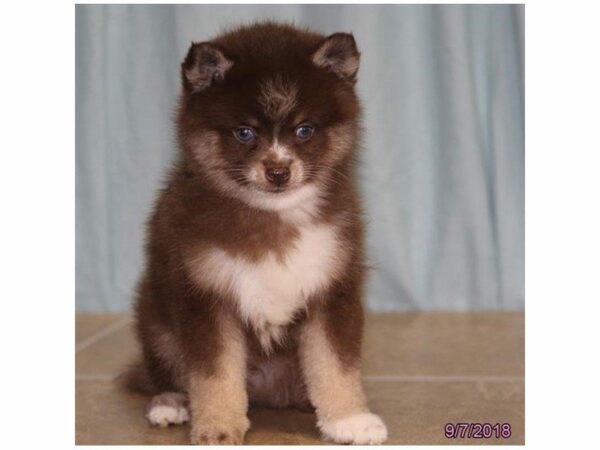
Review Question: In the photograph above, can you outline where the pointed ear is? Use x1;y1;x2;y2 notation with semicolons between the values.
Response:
181;42;233;93
312;33;360;81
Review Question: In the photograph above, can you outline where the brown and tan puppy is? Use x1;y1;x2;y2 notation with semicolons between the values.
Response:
123;22;387;445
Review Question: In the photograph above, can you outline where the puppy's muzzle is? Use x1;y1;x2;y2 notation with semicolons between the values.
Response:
265;166;291;187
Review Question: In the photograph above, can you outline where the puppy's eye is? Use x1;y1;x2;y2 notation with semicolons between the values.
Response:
295;124;315;141
233;127;256;143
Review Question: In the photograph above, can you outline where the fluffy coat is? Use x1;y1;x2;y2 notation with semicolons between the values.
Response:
123;22;387;445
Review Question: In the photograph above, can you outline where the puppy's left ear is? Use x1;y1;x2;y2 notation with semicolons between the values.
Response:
312;33;360;82
182;42;233;93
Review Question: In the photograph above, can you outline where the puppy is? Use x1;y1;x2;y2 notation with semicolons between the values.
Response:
123;22;387;445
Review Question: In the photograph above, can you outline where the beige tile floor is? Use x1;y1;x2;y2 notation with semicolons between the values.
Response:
76;312;524;445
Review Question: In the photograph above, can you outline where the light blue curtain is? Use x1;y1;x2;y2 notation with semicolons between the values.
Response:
76;4;524;312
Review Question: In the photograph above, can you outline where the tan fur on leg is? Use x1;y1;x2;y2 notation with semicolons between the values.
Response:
187;316;250;445
299;315;387;444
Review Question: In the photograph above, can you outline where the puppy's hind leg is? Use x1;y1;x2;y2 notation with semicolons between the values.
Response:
146;392;189;427
247;353;313;411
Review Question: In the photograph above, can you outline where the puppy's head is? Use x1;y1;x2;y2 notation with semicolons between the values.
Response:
178;23;361;211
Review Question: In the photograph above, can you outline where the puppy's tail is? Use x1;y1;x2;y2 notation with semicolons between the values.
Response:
116;360;155;395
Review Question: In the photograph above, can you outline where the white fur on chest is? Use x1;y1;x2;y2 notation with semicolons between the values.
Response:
188;222;345;351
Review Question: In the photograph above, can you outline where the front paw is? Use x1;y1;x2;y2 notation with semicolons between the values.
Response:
318;412;388;445
190;416;250;445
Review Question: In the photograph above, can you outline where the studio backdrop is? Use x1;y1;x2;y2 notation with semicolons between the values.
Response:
76;4;524;312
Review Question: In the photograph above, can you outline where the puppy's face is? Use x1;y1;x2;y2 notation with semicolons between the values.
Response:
178;26;361;210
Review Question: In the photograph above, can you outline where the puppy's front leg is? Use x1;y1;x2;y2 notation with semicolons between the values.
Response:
186;314;250;445
299;299;387;445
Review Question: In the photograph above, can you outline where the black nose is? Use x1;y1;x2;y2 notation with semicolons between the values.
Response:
265;167;291;186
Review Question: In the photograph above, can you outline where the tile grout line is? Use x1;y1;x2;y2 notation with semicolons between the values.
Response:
76;373;524;383
75;315;132;353
363;375;524;382
77;374;116;381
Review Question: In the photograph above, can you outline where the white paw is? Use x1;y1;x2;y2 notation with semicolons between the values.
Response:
319;412;388;445
146;404;189;427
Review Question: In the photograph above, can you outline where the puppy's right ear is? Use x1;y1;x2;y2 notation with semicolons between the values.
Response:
312;33;360;82
181;42;233;93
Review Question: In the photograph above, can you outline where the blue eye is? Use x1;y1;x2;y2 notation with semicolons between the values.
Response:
233;127;256;143
295;124;315;141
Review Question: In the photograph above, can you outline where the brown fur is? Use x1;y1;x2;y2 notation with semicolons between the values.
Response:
126;22;380;444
